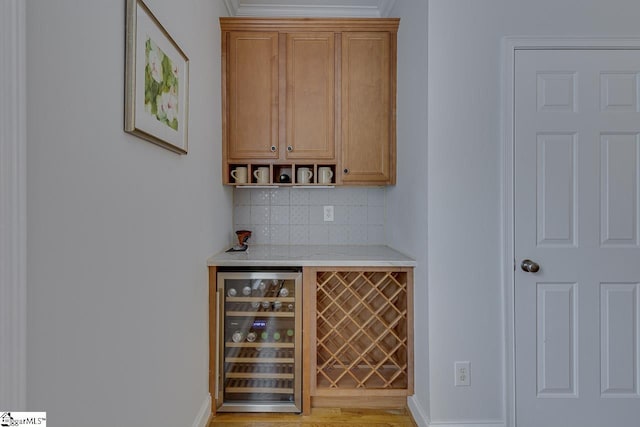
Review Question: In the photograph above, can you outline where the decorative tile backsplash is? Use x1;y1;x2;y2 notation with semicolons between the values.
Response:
233;187;386;245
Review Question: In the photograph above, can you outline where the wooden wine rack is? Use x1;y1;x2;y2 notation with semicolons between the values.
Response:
302;267;414;413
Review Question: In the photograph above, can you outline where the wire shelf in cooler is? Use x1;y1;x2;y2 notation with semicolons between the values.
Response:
225;378;294;395
225;342;295;349
226;363;294;380
227;372;294;379
226;297;295;303
225;347;295;364
226;310;294;318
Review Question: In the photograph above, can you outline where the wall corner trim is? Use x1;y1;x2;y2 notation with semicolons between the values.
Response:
191;395;212;427
223;0;238;16
408;395;429;427
0;0;27;411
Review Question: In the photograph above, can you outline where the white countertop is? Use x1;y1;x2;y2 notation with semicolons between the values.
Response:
207;245;415;267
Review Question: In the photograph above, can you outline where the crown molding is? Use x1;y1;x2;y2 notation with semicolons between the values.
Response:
220;17;399;32
224;0;396;18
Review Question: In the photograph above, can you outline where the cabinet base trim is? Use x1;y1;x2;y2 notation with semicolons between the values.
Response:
311;395;407;409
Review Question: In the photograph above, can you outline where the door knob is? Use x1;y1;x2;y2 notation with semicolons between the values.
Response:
520;259;540;273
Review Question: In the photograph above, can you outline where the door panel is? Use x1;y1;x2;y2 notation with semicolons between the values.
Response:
600;133;640;247
536;133;577;247
515;49;640;427
536;282;578;397
600;283;639;396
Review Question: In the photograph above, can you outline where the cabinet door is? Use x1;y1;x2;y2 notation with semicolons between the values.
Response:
216;272;302;412
341;32;393;183
285;33;335;160
227;32;279;159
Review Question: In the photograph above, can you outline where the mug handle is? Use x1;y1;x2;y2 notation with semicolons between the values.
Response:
328;170;334;179
306;170;313;180
231;170;238;180
253;170;260;180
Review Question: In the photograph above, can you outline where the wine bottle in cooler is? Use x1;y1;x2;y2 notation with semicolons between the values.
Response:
241;284;252;296
246;330;257;342
269;279;280;297
231;330;245;343
251;279;266;296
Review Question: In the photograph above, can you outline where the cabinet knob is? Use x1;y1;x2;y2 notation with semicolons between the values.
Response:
287;146;293;152
343;168;349;174
270;145;276;152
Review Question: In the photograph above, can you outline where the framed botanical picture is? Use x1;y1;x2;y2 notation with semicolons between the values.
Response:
125;0;189;154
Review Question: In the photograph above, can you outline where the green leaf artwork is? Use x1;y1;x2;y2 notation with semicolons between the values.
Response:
144;37;179;131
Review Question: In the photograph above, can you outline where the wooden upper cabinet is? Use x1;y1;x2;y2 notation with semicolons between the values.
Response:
341;32;394;184
220;18;398;185
226;32;279;159
285;32;335;160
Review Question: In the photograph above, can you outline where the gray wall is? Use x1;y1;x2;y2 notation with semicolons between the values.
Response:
25;1;231;426
428;0;640;424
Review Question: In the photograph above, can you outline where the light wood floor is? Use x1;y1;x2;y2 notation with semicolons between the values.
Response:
208;407;417;426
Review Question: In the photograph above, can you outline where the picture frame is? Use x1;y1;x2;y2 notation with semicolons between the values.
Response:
125;0;189;154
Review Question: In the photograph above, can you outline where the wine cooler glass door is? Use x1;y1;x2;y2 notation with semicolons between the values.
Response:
217;271;302;412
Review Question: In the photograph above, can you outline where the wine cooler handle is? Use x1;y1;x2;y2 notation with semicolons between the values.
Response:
215;286;223;400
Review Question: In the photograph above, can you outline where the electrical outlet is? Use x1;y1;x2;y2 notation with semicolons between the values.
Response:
323;205;334;222
455;361;470;386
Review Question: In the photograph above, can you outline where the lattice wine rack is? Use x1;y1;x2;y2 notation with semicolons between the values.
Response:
315;269;411;390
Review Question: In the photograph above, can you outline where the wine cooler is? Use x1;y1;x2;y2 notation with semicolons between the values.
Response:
216;269;302;412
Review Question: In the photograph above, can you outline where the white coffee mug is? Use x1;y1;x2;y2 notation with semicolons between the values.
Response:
296;167;313;184
253;167;269;184
318;167;334;184
230;166;248;184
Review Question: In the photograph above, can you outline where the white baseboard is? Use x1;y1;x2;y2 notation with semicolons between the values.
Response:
408;395;429;427
428;421;505;427
191;394;212;427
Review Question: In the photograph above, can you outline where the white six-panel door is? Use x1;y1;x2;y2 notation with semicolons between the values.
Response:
515;49;640;427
